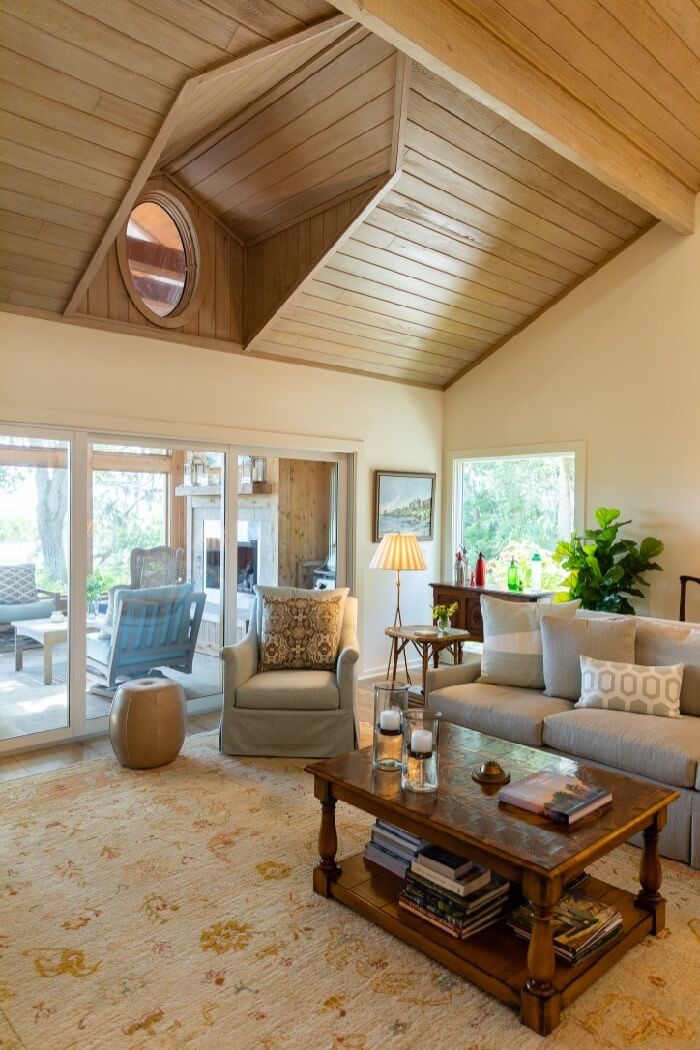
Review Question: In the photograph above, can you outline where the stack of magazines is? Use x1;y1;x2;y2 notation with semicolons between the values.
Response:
508;893;623;964
398;846;510;939
364;820;431;877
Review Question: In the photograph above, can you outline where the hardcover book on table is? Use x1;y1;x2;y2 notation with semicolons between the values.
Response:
498;772;612;825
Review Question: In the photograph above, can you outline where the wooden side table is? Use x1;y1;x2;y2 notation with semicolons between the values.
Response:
429;583;555;641
385;624;473;705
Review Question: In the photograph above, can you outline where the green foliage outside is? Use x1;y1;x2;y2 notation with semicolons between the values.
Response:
554;507;664;614
86;569;116;605
91;470;166;584
0;464;166;594
460;455;574;590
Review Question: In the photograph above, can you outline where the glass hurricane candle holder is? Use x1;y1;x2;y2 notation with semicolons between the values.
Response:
372;681;408;771
402;710;441;793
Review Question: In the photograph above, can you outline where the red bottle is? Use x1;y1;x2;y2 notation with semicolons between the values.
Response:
475;551;487;588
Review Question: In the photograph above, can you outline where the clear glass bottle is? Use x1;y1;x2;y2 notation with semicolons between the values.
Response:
531;552;543;591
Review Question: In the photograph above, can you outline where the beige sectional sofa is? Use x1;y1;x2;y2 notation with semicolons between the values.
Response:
425;610;700;867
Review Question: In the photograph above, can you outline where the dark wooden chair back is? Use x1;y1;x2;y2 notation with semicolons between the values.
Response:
679;575;700;621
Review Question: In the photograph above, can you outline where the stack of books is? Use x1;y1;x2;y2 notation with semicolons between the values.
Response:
398;846;510;939
498;772;612;826
364;820;431;877
508;893;623;965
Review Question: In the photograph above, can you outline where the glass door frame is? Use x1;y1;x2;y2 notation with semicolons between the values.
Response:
0;422;80;753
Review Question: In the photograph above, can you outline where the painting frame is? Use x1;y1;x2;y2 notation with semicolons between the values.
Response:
373;470;436;542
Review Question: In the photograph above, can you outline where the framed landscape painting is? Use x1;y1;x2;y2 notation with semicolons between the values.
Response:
373;471;436;542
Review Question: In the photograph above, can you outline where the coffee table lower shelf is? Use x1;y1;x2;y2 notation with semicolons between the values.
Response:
327;852;653;1030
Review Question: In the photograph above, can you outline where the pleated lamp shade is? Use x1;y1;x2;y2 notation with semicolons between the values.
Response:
370;532;427;572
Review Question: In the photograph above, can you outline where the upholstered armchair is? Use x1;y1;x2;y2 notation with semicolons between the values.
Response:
220;591;359;757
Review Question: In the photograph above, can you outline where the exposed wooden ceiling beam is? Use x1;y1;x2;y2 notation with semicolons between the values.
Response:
331;0;696;234
390;53;411;172
62;14;352;318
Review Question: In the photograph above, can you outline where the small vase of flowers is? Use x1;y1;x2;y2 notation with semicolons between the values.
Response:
432;601;458;633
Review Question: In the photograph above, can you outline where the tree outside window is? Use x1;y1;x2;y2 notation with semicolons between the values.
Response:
458;454;575;589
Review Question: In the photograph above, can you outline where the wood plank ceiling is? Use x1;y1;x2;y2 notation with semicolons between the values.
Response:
0;0;698;389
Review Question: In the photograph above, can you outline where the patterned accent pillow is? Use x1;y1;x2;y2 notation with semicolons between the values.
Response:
577;656;684;718
0;564;38;604
258;593;344;672
479;596;580;690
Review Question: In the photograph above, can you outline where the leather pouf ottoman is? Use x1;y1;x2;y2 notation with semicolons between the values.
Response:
109;677;187;769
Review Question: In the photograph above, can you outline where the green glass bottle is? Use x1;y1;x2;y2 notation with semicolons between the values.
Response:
507;557;520;591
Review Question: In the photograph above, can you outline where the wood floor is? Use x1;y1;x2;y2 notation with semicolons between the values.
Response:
0;710;221;782
0;686;377;783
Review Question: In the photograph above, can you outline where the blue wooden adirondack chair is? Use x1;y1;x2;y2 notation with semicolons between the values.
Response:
86;584;206;688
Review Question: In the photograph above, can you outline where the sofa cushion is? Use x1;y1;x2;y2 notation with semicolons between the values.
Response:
578;656;683;718
0;564;38;604
0;598;55;625
479;596;579;690
236;670;340;711
428;683;572;747
635;620;700;717
541;614;636;701
542;708;700;789
258;592;344;672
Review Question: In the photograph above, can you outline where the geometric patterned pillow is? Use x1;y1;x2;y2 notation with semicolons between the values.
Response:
576;656;684;718
0;564;38;604
258;593;344;672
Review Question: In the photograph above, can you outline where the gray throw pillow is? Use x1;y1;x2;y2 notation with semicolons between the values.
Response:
541;615;636;701
635;621;700;716
479;596;579;690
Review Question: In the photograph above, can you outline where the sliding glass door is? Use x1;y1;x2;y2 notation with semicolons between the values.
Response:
0;431;71;743
0;426;353;752
84;440;225;726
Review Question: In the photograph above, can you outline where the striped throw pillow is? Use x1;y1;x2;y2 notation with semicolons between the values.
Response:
479;596;580;690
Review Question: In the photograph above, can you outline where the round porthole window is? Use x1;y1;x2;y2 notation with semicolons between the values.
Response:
117;182;203;328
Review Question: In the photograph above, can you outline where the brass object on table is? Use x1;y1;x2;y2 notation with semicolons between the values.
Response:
471;759;510;785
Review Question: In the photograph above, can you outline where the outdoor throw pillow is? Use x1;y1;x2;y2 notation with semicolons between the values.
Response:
541;614;636;701
0;564;38;604
479;596;580;690
577;656;684;718
258;592;344;672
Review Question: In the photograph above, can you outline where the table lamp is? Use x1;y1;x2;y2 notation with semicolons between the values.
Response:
370;532;427;627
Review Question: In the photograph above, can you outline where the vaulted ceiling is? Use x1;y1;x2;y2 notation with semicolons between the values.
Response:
1;0;698;388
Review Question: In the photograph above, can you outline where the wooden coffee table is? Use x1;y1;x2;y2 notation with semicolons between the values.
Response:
306;724;679;1036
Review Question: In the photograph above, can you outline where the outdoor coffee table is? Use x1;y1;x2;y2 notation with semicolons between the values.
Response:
13;617;102;685
306;724;678;1036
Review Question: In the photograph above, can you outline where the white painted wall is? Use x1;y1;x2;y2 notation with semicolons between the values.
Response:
444;195;700;624
0;311;443;674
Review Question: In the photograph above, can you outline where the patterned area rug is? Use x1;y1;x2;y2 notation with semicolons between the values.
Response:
1;732;699;1050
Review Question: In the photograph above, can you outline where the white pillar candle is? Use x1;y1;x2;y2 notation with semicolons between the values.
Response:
411;729;433;753
379;709;401;731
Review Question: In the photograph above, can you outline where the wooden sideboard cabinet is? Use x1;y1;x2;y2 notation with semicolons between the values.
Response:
430;583;555;642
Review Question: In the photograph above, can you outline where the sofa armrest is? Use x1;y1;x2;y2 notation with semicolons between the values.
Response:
425;655;482;703
337;644;360;710
221;630;258;704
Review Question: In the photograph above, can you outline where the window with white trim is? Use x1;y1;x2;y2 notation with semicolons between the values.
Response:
453;451;576;590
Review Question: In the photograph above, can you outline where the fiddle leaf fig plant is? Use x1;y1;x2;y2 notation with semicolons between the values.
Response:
554;507;663;614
